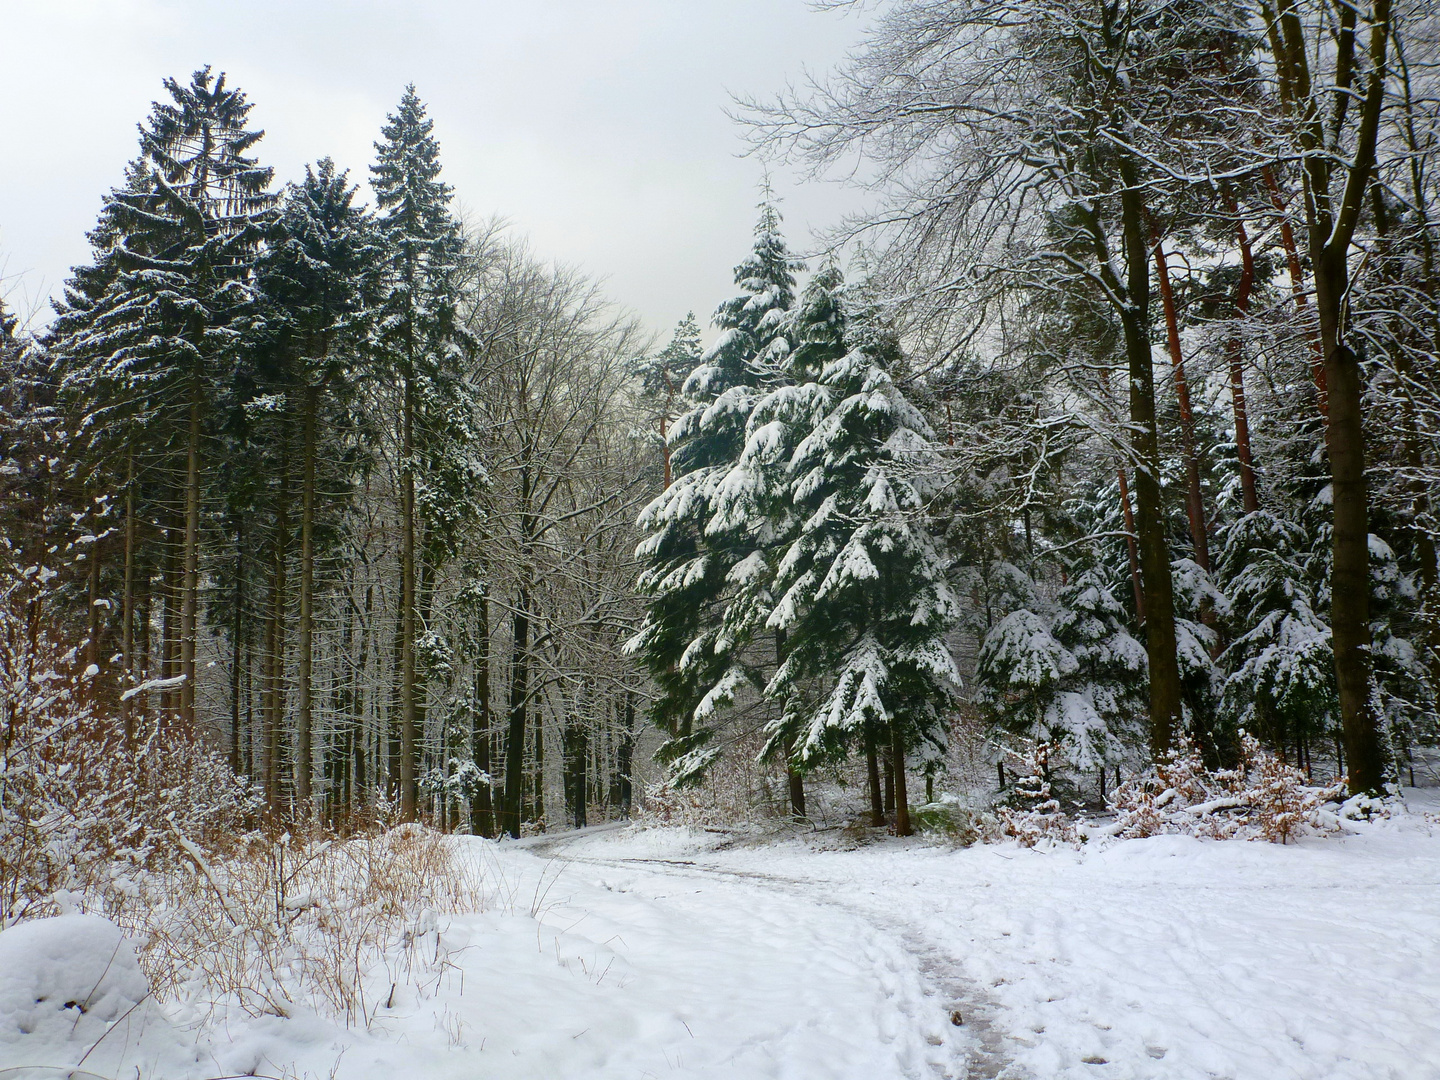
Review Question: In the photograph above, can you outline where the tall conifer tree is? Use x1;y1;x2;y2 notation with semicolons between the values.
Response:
371;86;469;821
54;68;274;730
629;201;804;788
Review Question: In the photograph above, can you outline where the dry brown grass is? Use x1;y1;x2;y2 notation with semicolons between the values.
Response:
102;824;498;1027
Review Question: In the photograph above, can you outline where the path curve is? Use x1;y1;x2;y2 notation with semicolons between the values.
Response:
522;830;1017;1080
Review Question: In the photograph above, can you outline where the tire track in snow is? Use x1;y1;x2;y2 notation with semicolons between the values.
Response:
523;837;1015;1080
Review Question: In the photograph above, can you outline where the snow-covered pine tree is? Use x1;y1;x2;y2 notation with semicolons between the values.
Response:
761;274;961;835
1169;556;1227;759
1368;534;1429;783
633;313;703;488
702;261;850;816
976;569;1146;783
1218;511;1336;763
628;201;804;790
52;69;275;730
257;158;379;811
371;85;477;823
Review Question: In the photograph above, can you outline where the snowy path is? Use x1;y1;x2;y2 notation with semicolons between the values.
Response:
8;806;1439;1079
544;806;1440;1080
489;827;980;1079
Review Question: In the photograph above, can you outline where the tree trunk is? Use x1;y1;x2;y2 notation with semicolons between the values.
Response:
1316;264;1384;793
180;386;201;730
775;629;805;818
616;692;635;817
866;725;885;826
1119;186;1182;755
162;519;180;722
121;448;137;745
890;723;912;837
1228;217;1261;514
503;595;529;838
86;520;101;672
470;584;495;837
230;520;244;774
660;413;672;490
533;688;546;826
296;386;318;813
1271;0;1392;793
565;707;588;830
883;743;895;816
1152;235;1210;571
265;421;292;818
399;374;418;821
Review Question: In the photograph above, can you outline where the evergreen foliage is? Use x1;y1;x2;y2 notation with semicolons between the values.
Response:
629;202;805;783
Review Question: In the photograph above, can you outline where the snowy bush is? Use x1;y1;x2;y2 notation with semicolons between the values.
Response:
114;825;492;1024
984;743;1080;848
0;566;256;924
1105;735;1345;843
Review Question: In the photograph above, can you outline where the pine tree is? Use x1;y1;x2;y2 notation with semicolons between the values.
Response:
371;85;473;822
257;158;379;813
53;68;274;731
977;570;1147;780
759;274;960;835
1218;511;1336;759
629;201;804;790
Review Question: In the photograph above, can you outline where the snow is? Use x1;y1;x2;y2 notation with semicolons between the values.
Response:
0;914;197;1079
5;804;1439;1079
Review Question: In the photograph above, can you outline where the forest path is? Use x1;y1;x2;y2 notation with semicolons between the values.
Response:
520;826;1010;1079
516;806;1440;1080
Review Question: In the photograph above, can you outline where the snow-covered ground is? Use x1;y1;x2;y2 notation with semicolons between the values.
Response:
4;793;1438;1079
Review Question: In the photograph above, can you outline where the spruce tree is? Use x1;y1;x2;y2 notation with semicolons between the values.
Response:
977;570;1147;778
629;201;804;789
1218;512;1336;757
257;158;378;812
370;85;472;822
758;273;960;835
53;69;274;730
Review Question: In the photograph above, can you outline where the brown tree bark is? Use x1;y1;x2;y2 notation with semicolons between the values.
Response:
1228;215;1261;514
1152;233;1211;571
1266;0;1392;793
890;723;912;837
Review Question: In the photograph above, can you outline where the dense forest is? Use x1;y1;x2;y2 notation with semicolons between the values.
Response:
4;0;1439;855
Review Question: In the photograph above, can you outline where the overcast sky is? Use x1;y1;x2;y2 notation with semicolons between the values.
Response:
0;1;873;340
